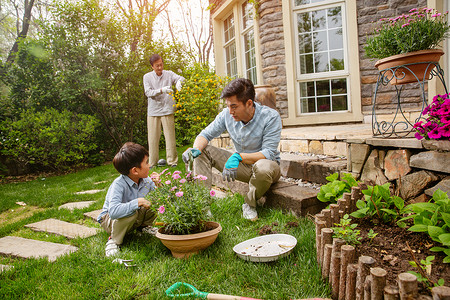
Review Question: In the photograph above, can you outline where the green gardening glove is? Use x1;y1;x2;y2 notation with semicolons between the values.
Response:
222;153;242;182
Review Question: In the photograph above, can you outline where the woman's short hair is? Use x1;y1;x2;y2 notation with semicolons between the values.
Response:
113;142;148;175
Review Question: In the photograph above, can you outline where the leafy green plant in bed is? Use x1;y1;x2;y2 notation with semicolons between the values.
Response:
350;183;411;227
408;255;445;288
317;173;358;204
405;189;450;263
331;214;361;245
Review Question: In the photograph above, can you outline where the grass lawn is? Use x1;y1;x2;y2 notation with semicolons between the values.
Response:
0;148;331;299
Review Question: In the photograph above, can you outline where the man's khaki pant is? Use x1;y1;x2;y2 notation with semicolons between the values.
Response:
147;114;178;167
100;207;156;245
193;145;280;207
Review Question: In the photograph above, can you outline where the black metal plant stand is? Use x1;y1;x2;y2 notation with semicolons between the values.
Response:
372;61;448;138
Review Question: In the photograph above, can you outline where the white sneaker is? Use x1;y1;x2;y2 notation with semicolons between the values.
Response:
242;203;258;221
105;239;119;257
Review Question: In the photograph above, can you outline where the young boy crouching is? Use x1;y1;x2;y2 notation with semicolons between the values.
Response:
97;142;158;257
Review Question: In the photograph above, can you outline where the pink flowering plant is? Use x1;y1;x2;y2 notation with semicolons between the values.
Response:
146;169;215;235
365;8;450;59
413;93;450;141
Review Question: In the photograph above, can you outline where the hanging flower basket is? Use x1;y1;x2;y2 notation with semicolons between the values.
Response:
374;49;444;85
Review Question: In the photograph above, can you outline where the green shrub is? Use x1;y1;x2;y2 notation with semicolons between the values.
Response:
0;108;100;170
406;189;450;263
331;214;361;245
317;173;358;204
173;64;230;146
350;183;411;227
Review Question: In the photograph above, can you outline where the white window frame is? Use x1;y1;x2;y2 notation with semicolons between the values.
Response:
223;13;238;78
283;0;362;125
212;0;262;84
241;1;258;84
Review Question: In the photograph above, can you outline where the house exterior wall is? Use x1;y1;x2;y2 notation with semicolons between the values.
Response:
210;0;446;124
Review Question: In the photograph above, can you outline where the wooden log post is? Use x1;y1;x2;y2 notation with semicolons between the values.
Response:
384;286;400;300
322;209;332;228
343;192;352;213
370;267;387;300
339;245;355;300
322;244;333;280
398;273;418;300
345;263;358;300
329;239;346;284
315;220;326;263
330;204;340;226
355;256;376;300
431;286;450;300
350;187;362;211
331;251;341;300
320;228;333;265
363;275;372;300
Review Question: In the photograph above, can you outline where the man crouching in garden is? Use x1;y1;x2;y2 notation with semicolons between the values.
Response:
182;78;282;221
97;142;158;257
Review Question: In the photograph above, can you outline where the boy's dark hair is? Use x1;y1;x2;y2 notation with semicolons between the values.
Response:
149;54;163;66
113;142;149;175
221;78;255;105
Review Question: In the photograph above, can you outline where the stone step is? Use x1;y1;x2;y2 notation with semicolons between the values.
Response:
280;153;347;184
211;171;324;216
25;218;100;239
83;209;103;222
58;201;96;211
0;236;78;262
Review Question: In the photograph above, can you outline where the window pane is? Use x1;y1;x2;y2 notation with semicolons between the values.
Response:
300;81;315;98
316;80;329;96
313;31;327;52
295;0;309;5
314;52;328;72
224;15;234;43
225;43;237;78
298;33;313;53
332;95;348;111
312;9;326;31
328;29;343;50
300;97;316;113
329;50;344;71
327;6;342;28
297;12;311;33
317;97;331;112
331;78;346;94
300;54;314;74
242;1;253;30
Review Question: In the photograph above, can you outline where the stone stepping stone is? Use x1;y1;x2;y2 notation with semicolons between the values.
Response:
58;201;96;211
75;189;104;195
0;236;78;262
83;209;103;222
25;218;100;239
0;264;13;272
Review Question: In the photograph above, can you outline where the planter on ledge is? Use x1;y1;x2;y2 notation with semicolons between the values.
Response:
156;221;222;258
374;49;444;85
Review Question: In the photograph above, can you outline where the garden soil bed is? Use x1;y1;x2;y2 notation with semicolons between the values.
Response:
355;218;450;295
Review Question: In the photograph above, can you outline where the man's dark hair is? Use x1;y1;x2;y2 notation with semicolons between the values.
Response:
149;54;163;66
113;142;149;175
221;78;255;105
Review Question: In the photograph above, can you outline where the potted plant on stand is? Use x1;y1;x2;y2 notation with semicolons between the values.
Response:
365;8;450;85
146;170;221;258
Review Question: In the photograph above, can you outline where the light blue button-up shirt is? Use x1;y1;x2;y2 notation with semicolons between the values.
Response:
97;175;156;222
199;102;281;162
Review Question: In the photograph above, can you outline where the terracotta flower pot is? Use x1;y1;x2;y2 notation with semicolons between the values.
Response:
156;221;222;258
254;85;277;110
374;49;444;85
